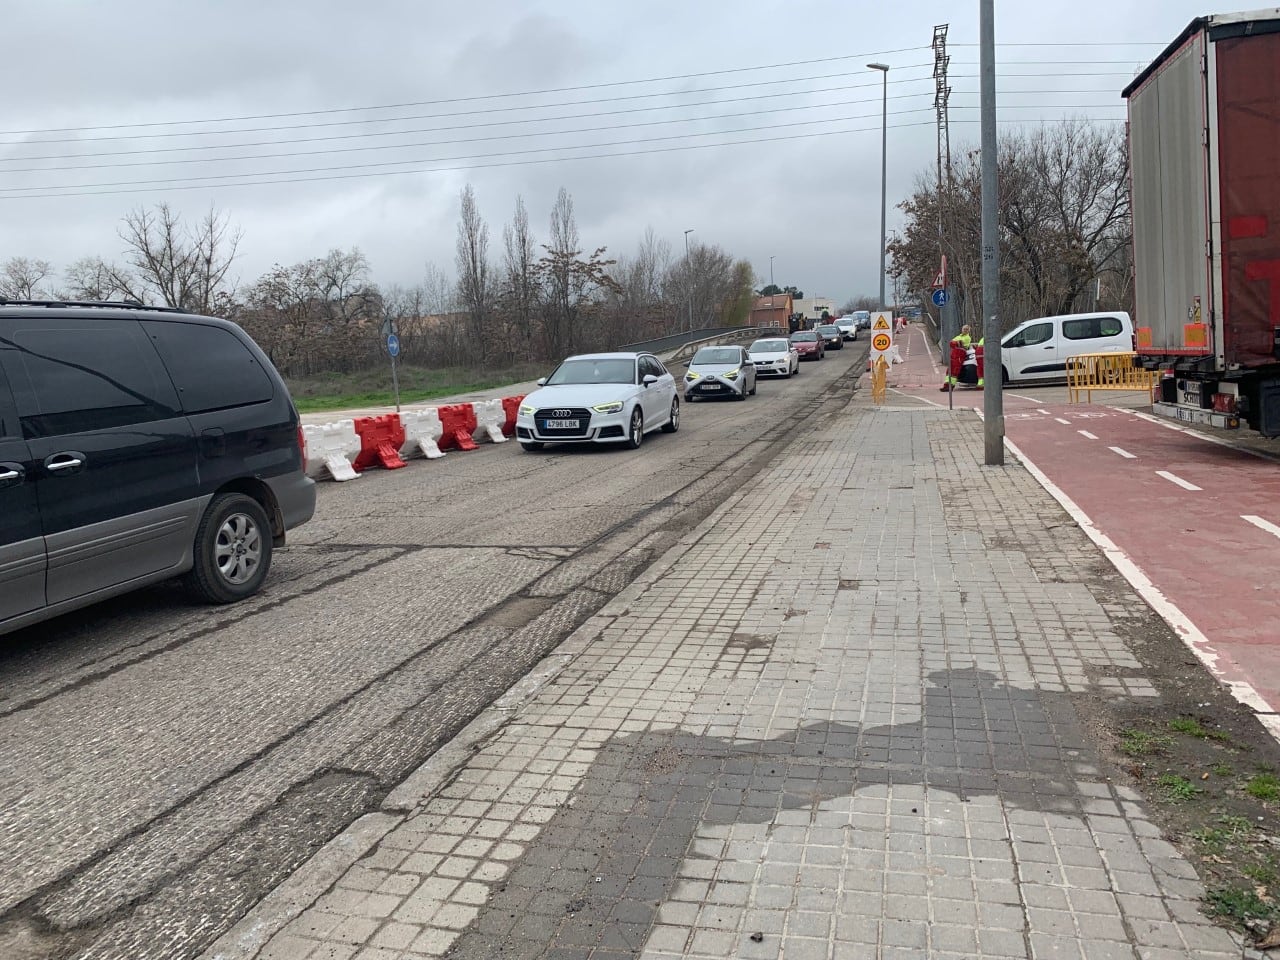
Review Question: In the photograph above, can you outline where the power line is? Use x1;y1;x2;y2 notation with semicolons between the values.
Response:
0;82;1124;167
0;40;1147;138
0;96;940;174
0;115;1127;202
0;66;940;148
0;49;935;137
0;95;1121;176
0;109;1128;199
0;97;1123;176
0;82;940;165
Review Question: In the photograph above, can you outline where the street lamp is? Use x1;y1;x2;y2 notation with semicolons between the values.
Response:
684;228;695;331
769;255;775;288
868;62;890;312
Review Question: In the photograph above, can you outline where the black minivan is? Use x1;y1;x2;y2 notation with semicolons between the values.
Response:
0;300;315;637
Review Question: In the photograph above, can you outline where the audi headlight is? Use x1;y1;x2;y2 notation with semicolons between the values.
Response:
723;369;739;381
519;404;535;416
592;401;624;414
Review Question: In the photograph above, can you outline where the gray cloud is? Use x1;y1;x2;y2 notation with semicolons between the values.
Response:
0;0;1206;304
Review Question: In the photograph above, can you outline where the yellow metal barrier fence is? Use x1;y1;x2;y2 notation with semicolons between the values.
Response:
1065;352;1159;404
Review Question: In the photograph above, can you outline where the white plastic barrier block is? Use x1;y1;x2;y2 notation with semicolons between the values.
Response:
472;399;507;444
303;420;360;481
400;408;446;459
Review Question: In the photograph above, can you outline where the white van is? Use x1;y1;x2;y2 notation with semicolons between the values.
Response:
999;311;1134;383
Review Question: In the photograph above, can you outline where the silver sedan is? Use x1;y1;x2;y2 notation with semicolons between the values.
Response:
683;345;757;401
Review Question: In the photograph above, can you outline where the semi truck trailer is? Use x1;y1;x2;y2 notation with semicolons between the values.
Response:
1124;9;1280;435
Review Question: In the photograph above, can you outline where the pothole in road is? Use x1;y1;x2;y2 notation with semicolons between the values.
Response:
478;595;558;630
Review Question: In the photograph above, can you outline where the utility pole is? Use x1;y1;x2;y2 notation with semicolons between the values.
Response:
979;0;1003;465
684;228;695;332
868;62;890;311
769;256;775;288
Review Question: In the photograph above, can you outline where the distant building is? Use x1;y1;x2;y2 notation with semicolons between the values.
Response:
751;293;793;330
792;297;835;323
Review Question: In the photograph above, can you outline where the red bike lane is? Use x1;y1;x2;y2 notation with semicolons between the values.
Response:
883;325;1280;721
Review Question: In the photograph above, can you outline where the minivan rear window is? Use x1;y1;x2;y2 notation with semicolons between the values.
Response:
145;321;274;414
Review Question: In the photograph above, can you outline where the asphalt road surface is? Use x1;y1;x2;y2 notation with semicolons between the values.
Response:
0;344;865;960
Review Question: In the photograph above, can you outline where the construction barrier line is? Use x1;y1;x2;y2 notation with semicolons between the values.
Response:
352;414;408;471
400;408;447;459
437;404;479;452
302;420;361;482
471;399;508;444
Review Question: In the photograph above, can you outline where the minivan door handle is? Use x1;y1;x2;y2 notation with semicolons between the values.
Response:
44;452;86;475
0;462;24;488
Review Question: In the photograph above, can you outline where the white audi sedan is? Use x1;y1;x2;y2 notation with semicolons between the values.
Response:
515;352;679;451
747;337;800;378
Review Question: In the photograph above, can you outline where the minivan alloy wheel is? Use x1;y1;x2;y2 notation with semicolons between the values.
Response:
215;512;263;585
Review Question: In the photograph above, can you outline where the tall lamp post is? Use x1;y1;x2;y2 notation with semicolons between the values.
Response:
769;256;775;288
684;228;695;331
979;0;1003;465
867;62;890;311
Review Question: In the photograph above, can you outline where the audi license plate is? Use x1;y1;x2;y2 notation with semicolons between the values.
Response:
543;419;580;429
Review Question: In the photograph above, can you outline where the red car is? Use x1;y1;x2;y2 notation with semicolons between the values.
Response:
789;330;825;361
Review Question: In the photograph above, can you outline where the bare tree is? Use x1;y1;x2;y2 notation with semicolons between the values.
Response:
0;257;54;299
499;195;538;362
538;187;619;356
888;120;1131;334
61;256;131;301
455;184;492;362
112;203;241;312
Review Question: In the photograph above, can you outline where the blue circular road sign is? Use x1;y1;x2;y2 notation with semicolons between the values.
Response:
387;334;401;357
932;289;950;307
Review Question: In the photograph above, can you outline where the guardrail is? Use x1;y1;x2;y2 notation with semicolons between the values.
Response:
1066;352;1159;404
664;327;772;365
618;325;774;356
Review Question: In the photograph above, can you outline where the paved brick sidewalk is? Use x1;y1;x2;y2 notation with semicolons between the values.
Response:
216;397;1258;959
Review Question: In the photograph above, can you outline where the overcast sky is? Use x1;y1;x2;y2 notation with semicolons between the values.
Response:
0;1;1211;305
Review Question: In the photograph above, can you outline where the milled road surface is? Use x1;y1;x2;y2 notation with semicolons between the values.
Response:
0;345;864;960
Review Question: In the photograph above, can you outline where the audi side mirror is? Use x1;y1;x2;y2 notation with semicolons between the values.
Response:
642;374;659;387
536;377;547;386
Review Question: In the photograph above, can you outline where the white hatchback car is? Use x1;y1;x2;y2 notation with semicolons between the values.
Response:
515;352;679;451
748;337;800;378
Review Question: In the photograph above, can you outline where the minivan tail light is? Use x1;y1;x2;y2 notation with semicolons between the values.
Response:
297;425;307;473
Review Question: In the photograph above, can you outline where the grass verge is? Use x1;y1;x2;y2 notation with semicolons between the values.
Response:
287;363;543;413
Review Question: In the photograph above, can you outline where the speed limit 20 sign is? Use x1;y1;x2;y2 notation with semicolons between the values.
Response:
872;333;891;351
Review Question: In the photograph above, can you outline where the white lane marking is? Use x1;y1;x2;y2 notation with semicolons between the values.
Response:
1004;437;1278;724
1109;446;1137;459
1037;408;1052;415
1157;470;1202;491
1055;418;1071;425
1005;392;1046;402
1078;430;1099;440
1243;515;1280;540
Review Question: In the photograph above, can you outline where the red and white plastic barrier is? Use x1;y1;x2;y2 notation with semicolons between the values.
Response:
302;420;361;482
472;399;507;444
301;395;527;481
352;415;407;472
400;408;447;459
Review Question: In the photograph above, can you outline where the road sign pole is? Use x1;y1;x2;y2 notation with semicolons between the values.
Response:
386;326;402;413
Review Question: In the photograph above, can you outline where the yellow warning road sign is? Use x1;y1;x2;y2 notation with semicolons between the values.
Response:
872;333;892;351
872;316;891;331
